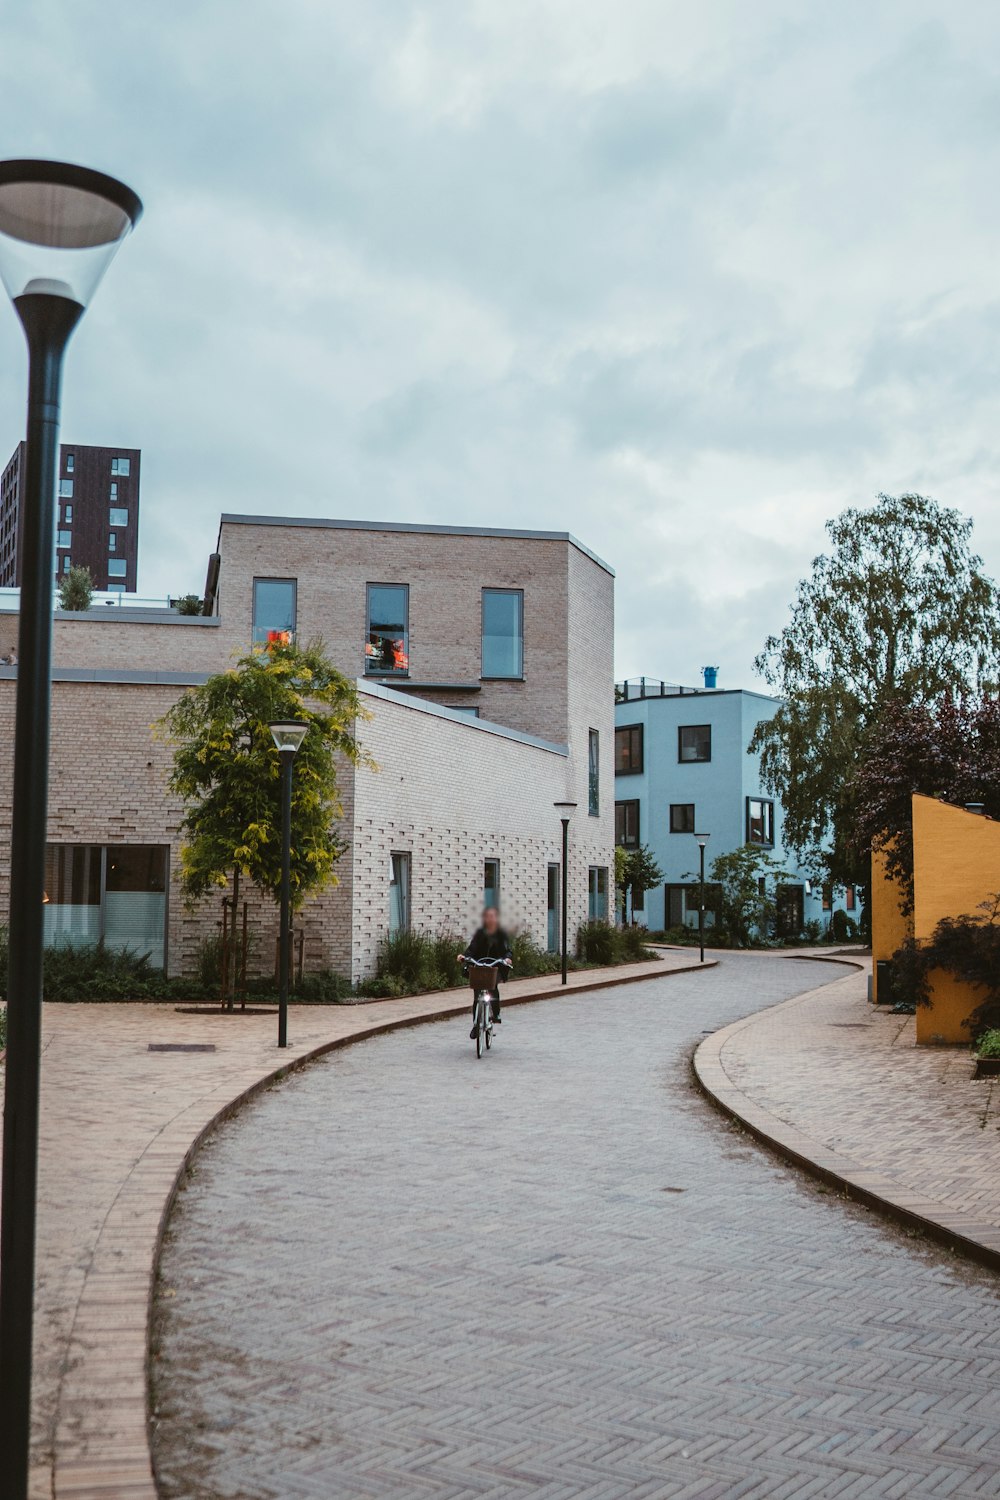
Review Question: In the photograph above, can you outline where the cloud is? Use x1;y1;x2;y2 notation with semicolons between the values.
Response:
1;0;999;692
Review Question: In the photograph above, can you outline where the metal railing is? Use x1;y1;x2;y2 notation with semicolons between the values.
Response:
615;676;700;702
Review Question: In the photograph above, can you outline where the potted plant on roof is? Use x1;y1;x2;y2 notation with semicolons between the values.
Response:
973;1029;1000;1079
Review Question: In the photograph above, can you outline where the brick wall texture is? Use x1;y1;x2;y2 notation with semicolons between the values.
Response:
0;520;615;983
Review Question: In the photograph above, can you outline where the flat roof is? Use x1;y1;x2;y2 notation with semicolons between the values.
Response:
218;513;614;577
615;686;779;708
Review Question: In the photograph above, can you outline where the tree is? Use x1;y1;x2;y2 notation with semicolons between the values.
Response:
58;564;94;612
853;693;1000;912
158;639;371;919
616;843;664;924
752;494;1000;886
702;844;788;947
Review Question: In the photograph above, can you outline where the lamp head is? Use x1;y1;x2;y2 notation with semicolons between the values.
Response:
554;800;578;815
0;159;141;310
269;720;309;755
694;833;710;849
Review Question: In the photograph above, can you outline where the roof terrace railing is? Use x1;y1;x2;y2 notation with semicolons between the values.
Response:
615;676;700;703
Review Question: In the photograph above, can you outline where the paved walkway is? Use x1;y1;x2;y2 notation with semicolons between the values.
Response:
0;954;689;1500
153;956;1000;1500
695;963;1000;1266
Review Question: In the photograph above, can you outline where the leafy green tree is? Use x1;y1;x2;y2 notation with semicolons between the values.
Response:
701;844;788;947
752;494;1000;886
620;843;664;923
158;640;370;917
58;564;94;612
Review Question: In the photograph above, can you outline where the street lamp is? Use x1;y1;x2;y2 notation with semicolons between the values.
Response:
0;159;141;1500
270;721;309;1048
693;833;710;964
554;801;577;985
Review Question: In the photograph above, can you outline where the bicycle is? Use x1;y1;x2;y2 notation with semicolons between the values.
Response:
463;956;511;1058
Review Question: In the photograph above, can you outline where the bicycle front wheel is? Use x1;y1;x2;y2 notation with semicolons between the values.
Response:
476;1019;485;1058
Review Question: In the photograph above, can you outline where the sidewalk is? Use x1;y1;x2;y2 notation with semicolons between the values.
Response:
0;951;698;1500
695;961;1000;1270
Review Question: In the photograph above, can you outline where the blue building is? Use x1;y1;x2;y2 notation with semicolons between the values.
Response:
613;676;856;937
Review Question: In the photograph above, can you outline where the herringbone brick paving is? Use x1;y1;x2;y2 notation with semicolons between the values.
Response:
152;957;1000;1499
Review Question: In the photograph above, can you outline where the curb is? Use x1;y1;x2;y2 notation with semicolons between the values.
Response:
692;967;1000;1274
147;955;717;1494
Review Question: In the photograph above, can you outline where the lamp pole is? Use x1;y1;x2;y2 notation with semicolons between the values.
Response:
270;722;309;1048
554;801;577;985
0;160;140;1500
694;833;710;964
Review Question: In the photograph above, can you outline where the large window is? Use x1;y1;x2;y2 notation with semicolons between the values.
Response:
665;882;722;931
615;723;643;775
746;797;775;847
56;529;71;548
108;559;127;578
588;866;608;920
670;803;696;833
253;577;297;648
110;455;131;476
389;852;411;933
109;506;129;527
588;729;600;815
58;478;73;498
615;799;640;847
366;583;409;674
678;724;711;762
482;589;523;679
44;844;168;969
484;858;500;911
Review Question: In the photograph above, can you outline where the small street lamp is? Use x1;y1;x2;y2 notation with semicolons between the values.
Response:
694;833;710;964
270;721;309;1048
554;801;577;985
0;159;141;1500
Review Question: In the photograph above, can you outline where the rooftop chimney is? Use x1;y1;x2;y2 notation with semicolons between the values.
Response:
702;666;719;690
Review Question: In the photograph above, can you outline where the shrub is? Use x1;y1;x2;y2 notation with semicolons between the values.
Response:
174;593;203;616
375;928;464;994
976;1028;1000;1059
58;564;94;612
576;921;656;966
510;929;561;978
355;974;408;999
889;894;1000;1035
42;941;171;1002
830;909;849;943
297;970;354;1003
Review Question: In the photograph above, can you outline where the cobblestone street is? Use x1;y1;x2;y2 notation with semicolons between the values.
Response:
153;957;1000;1500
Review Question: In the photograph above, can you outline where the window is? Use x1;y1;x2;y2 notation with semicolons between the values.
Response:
58;478;73;498
109;507;129;527
110;456;131;476
746;798;775;847
108;559;127;578
484;859;500;911
62;556;70;573
588;866;608;920
615;799;640;847
56;529;72;548
482;589;523;678
845;885;856;911
110;483;118;499
615;723;643;775
44;844;168;968
588;729;600;815
63;504;72;523
448;705;480;718
109;533;117;551
665;882;722;930
670;803;696;834
547;863;560;952
252;577;297;647
107;584;125;593
366;583;409;674
65;453;74;472
389;852;411;934
678;724;711;762
821;885;832;912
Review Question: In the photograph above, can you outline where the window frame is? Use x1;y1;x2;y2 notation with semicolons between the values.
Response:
481;587;524;680
484;858;500;911
110;456;131;477
365;581;410;676
588;728;600;816
56;529;72;549
678;723;712;763
109;506;129;527
389;851;411;933
615;798;640;848
107;558;127;579
669;803;696;834
746;796;775;848
252;576;298;648
614;723;644;775
588;865;609;921
58;478;73;498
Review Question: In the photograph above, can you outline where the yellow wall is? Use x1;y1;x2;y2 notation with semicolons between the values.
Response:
870;846;912;1002
912;794;1000;1043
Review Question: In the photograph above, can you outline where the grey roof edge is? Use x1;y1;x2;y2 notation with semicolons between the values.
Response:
615;686;779;707
0;668;213;686
0;607;221;627
218;513;615;577
358;679;568;756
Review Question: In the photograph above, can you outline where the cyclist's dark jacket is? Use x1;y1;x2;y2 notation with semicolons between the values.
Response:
466;925;512;982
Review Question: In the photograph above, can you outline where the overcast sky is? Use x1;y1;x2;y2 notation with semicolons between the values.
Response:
2;1;999;688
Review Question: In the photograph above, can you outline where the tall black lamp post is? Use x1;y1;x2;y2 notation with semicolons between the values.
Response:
0;159;141;1500
694;832;710;964
554;801;577;985
269;721;309;1048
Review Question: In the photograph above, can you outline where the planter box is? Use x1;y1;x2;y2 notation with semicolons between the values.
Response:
973;1056;1000;1078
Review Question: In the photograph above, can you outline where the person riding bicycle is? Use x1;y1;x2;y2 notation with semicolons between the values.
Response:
458;906;513;1038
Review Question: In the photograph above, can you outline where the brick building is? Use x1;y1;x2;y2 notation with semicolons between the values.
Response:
0;515;615;982
0;442;140;592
